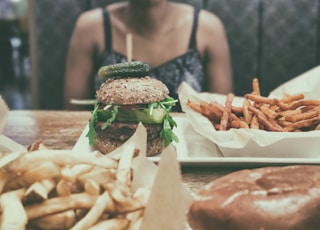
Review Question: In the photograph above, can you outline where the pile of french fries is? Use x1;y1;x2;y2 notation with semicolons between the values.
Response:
0;142;149;230
187;78;320;132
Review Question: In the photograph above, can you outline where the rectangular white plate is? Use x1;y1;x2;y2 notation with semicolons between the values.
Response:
74;116;320;167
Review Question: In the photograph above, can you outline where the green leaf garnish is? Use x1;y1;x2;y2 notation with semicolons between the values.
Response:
86;101;99;146
148;97;179;147
101;105;119;130
160;113;179;147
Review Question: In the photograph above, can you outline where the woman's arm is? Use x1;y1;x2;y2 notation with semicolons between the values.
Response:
64;10;102;110
198;10;233;94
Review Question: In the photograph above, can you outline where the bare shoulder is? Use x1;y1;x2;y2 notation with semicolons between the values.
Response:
75;8;103;30
198;10;226;36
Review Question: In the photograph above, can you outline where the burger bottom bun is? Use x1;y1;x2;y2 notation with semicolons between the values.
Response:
188;165;320;230
94;122;165;157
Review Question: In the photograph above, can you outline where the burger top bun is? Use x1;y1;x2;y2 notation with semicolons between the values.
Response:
96;76;169;105
188;165;320;230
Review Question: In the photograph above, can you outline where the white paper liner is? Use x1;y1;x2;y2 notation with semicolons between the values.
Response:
178;66;320;158
0;97;28;154
0;96;9;134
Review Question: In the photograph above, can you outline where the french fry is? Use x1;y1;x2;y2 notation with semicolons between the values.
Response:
88;218;130;230
0;188;27;230
70;191;114;230
25;193;102;220
117;144;136;186
103;182;144;214
84;179;101;196
4;161;60;192
0;170;8;194
61;164;94;183
28;210;77;230
0;146;149;229
23;179;56;203
56;179;72;196
4;150;118;174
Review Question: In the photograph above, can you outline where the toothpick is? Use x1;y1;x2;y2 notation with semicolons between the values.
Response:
126;33;133;63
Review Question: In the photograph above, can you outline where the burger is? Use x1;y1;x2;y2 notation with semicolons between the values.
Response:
86;61;179;156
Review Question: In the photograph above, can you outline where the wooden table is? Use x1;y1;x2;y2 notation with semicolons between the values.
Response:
3;110;251;194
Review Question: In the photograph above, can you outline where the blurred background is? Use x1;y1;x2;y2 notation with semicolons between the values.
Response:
0;0;30;109
1;0;320;110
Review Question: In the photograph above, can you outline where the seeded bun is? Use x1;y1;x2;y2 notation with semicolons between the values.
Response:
96;76;169;105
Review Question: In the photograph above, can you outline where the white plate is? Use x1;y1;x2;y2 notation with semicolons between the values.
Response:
73;116;320;167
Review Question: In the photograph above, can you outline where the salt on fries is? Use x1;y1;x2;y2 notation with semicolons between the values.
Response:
0;143;150;230
187;78;320;132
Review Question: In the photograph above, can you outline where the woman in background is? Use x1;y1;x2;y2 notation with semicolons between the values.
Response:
64;0;232;111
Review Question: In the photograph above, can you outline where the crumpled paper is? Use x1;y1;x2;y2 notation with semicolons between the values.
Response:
79;123;193;229
0;97;27;154
0;96;9;134
178;65;320;158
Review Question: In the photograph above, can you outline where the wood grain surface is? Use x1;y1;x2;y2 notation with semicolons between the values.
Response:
3;110;248;193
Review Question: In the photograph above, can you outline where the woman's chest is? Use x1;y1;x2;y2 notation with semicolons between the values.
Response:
111;27;193;68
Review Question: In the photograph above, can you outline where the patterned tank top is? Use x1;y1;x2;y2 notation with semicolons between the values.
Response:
95;7;204;111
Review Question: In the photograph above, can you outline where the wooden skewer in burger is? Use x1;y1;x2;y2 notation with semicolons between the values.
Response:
86;34;179;156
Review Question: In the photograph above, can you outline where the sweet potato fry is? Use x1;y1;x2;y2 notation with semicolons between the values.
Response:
283;117;320;132
248;106;283;132
280;93;304;103
243;99;253;124
231;105;243;115
285;110;319;122
187;78;320;133
199;101;218;121
259;104;278;120
252;78;261;95
230;120;249;129
250;115;260;129
287;99;320;110
245;94;278;105
208;102;223;121
220;93;234;131
186;100;202;113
